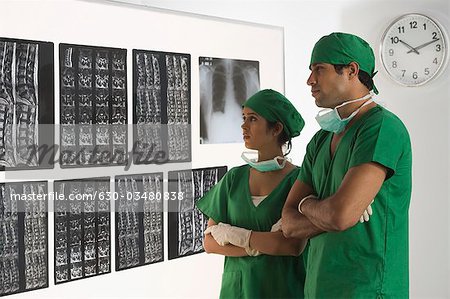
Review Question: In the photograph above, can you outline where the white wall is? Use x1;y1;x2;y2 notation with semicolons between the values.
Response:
3;1;284;299
6;0;450;298
113;0;449;298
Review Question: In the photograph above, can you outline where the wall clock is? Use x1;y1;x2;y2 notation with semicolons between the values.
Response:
380;13;448;86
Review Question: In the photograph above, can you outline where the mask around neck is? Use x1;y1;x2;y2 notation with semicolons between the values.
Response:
241;151;286;172
315;92;374;134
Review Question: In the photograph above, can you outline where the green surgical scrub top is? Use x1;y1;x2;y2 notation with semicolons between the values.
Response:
298;106;412;298
196;165;307;299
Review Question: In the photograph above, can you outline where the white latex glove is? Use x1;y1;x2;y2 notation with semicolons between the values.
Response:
359;200;374;223
205;224;259;255
245;246;261;256
271;218;282;232
224;223;252;248
204;223;231;246
205;222;252;248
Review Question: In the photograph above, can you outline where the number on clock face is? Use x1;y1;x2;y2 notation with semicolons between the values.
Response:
381;14;447;86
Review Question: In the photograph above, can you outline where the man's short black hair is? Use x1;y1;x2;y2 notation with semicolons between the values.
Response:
333;64;374;92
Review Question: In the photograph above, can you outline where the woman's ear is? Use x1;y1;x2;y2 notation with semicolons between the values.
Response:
273;122;284;136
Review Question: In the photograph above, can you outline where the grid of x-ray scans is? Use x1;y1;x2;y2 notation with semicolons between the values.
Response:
53;178;111;284
199;57;259;144
59;44;127;168
0;181;48;296
0;38;55;171
167;166;227;260
115;173;164;271
133;50;191;164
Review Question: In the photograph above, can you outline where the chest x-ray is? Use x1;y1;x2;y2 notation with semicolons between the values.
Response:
199;57;259;144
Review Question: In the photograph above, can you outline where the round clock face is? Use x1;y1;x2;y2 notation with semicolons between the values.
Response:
380;13;448;86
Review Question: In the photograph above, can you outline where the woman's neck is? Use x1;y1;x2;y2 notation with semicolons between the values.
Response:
257;147;284;162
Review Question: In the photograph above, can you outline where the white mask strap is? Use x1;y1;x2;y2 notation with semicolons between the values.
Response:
336;92;373;109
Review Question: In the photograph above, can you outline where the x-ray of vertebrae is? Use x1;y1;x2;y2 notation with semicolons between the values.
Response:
199;57;259;144
60;44;127;167
54;178;110;284
0;38;54;170
115;173;164;271
168;166;227;260
133;50;191;164
0;182;48;297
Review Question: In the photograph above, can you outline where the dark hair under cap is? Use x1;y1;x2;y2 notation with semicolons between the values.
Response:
242;89;305;138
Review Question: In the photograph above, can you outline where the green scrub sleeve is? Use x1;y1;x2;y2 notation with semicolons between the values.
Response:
348;116;409;179
195;170;232;224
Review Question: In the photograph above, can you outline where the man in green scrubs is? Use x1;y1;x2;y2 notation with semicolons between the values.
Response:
282;32;412;298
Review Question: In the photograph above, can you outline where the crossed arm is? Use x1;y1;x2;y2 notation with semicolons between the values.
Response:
203;162;386;256
203;218;307;257
282;162;387;239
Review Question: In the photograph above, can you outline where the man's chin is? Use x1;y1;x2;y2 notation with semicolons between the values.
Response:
314;98;322;107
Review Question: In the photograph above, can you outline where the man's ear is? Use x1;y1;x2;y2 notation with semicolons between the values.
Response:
348;61;360;79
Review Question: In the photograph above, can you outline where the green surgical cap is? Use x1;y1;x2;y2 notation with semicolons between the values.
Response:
310;32;379;94
243;89;305;138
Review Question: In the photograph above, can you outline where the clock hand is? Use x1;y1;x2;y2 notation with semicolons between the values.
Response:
407;38;440;53
399;39;420;54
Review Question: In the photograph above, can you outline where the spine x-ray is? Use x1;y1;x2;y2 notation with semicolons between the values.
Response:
168;166;227;260
199;57;259;144
60;44;127;167
54;178;111;284
0;182;48;297
0;38;54;170
115;173;164;271
133;50;191;164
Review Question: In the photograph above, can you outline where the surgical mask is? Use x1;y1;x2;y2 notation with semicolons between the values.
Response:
241;151;286;172
315;92;374;134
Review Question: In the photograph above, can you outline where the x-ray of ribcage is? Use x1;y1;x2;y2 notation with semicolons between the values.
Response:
199;57;259;144
133;50;190;164
115;173;163;271
54;178;110;284
60;45;127;167
168;166;227;259
0;182;48;296
0;39;54;170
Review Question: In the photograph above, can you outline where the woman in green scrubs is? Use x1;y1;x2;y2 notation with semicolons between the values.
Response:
196;89;308;299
